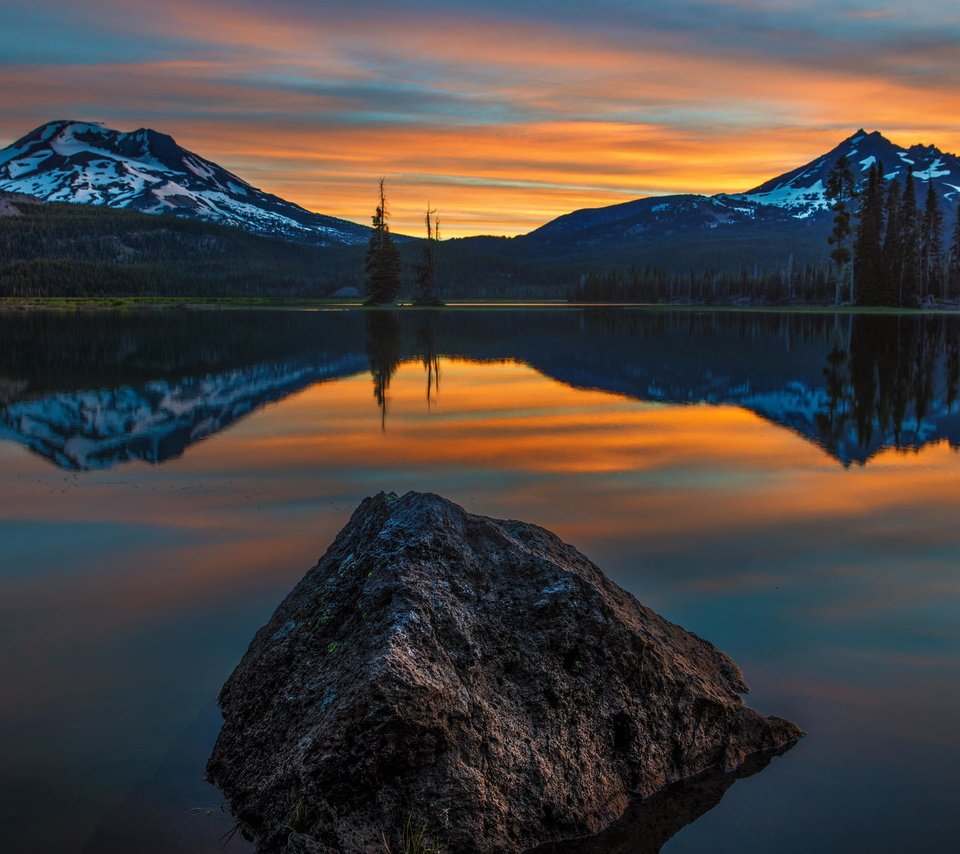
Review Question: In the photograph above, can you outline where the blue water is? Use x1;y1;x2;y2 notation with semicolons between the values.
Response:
0;308;957;852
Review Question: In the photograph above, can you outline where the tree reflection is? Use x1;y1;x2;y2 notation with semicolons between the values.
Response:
818;315;960;462
816;344;849;450
364;311;402;430
415;313;441;409
1;308;958;469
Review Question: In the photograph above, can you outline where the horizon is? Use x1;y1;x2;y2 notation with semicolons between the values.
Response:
4;118;952;239
2;1;959;237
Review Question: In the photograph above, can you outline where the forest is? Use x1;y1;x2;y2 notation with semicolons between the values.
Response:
1;181;959;304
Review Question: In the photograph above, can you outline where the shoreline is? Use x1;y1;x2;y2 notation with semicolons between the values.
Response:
2;296;960;315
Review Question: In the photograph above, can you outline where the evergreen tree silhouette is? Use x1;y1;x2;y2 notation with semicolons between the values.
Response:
920;180;944;302
412;205;443;306
826;155;857;305
364;179;402;305
949;210;960;302
899;168;920;306
881;176;903;306
854;163;884;305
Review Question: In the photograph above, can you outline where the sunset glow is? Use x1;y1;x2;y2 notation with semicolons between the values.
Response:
2;328;959;852
2;1;959;235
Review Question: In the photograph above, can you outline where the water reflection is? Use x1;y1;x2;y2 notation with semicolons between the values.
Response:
0;309;958;853
415;312;441;408
0;310;957;469
531;744;795;854
365;312;402;430
82;705;251;854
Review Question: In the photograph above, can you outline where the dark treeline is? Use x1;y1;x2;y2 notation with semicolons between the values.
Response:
571;164;960;307
0;196;572;299
3;185;958;304
568;263;831;305
833;158;960;306
0;198;361;297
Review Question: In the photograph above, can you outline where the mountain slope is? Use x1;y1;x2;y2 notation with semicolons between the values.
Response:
3;122;959;291
520;130;960;261
740;129;960;214
520;192;830;259
0;121;369;246
0;191;369;297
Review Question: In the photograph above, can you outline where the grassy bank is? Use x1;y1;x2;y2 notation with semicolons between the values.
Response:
4;296;960;314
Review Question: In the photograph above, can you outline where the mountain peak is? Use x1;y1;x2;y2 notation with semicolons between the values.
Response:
0;119;369;246
527;127;960;257
740;128;960;214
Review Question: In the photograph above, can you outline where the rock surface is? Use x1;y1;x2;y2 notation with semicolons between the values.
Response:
208;492;801;853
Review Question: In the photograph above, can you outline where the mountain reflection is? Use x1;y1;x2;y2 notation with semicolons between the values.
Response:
0;309;957;470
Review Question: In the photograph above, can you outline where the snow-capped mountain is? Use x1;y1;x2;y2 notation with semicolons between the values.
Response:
738;129;960;216
0;120;369;245
523;130;960;254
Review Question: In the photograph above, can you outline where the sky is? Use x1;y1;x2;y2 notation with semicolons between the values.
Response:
1;0;960;236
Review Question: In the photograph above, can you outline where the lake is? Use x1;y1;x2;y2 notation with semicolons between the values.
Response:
0;307;958;853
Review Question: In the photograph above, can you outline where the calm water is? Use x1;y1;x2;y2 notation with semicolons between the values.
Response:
0;308;958;853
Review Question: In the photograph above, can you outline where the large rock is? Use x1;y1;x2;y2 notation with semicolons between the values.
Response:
208;492;801;853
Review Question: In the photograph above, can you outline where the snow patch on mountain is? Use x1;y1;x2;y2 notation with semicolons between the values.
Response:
742;179;829;216
914;159;951;180
735;129;960;219
529;129;960;250
0;120;369;246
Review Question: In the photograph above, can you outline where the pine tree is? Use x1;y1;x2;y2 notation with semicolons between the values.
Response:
950;211;960;302
920;180;945;302
364;178;402;304
899;168;920;307
825;155;857;304
412;205;443;306
881;175;903;306
854;163;884;305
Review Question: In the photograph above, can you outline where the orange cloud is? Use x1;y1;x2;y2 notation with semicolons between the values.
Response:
2;3;960;235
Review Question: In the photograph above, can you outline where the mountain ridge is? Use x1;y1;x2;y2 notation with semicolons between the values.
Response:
3;122;959;250
0;120;369;246
4;122;960;291
522;129;960;255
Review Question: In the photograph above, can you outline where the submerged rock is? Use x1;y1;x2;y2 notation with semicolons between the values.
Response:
208;492;801;853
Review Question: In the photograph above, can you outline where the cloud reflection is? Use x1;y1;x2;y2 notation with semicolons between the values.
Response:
1;353;959;851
